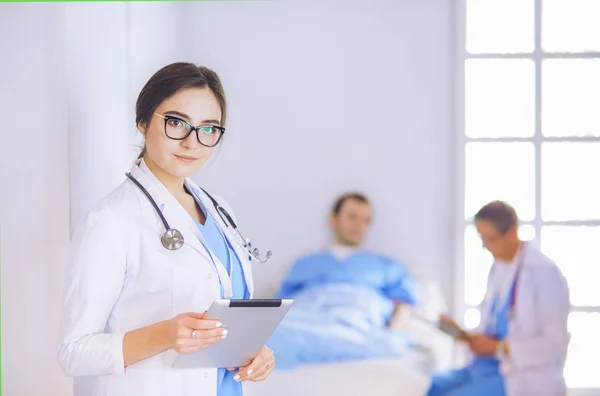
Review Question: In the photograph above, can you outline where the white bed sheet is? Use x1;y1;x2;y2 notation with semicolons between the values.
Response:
244;348;433;396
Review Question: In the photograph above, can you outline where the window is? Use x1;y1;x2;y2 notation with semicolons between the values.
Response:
456;0;600;392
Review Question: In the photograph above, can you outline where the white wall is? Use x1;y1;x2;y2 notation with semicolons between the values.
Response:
186;0;455;299
0;4;72;396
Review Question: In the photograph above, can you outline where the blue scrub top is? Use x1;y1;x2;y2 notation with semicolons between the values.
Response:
193;204;249;396
468;279;514;376
427;274;514;396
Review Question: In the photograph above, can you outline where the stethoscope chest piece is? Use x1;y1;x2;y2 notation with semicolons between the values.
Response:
161;228;184;250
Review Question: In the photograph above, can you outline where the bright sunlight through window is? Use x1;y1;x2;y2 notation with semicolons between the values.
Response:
457;0;600;391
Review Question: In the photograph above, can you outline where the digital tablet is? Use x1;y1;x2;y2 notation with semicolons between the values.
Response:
171;299;294;369
437;320;468;339
411;312;468;339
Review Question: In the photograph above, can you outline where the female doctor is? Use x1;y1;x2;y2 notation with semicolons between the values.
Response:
427;201;570;396
57;62;275;396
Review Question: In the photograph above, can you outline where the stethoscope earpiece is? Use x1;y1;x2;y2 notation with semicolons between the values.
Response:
252;248;272;263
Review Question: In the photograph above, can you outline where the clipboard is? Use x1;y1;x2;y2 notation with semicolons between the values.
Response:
171;299;294;369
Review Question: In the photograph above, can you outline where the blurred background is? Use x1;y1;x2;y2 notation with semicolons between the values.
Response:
0;0;599;395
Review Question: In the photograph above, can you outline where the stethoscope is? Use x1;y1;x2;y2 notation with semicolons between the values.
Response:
125;172;272;263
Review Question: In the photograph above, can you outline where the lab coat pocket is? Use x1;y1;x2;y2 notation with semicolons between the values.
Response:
132;232;179;295
519;365;565;396
116;243;178;327
100;368;171;396
170;246;219;315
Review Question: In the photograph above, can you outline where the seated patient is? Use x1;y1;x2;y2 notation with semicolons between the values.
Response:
267;193;419;368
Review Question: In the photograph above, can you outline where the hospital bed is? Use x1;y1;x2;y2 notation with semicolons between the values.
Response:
245;281;454;396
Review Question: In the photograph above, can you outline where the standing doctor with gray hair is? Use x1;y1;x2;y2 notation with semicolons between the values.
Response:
427;201;570;396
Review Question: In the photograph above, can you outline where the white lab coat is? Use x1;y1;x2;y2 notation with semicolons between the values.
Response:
478;241;571;396
57;159;255;396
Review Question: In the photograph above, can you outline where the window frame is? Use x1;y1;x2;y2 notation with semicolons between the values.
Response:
454;0;600;393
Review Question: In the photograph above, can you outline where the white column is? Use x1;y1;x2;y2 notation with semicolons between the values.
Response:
0;3;73;396
64;4;133;395
66;1;190;231
65;3;188;395
66;2;134;232
127;2;190;108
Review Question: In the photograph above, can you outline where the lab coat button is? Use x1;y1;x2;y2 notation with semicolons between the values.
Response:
208;273;213;279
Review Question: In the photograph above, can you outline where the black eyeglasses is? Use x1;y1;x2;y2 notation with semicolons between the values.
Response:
153;112;225;148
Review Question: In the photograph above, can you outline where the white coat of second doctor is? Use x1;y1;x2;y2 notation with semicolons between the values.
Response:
478;241;571;396
57;157;257;396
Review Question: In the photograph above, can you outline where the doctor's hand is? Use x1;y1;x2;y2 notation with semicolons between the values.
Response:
467;333;498;357
227;345;275;382
166;312;227;354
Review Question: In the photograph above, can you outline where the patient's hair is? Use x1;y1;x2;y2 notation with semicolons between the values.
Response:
474;201;518;235
331;193;370;216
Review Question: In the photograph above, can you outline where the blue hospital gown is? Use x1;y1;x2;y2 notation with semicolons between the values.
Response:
267;250;418;368
194;204;249;396
278;251;418;318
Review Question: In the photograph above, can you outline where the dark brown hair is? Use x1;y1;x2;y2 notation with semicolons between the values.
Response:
331;192;370;216
474;200;519;235
135;62;227;158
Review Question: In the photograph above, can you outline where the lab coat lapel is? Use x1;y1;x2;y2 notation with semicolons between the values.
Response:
511;242;534;322
187;182;255;297
128;161;211;263
479;242;527;333
226;229;255;297
478;285;493;333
